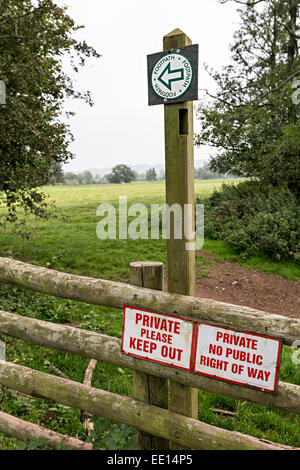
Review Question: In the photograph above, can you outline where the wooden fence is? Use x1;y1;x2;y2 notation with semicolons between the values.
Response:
0;256;299;450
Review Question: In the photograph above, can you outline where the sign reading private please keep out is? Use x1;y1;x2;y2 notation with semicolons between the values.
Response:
121;306;195;371
194;323;282;393
121;307;282;394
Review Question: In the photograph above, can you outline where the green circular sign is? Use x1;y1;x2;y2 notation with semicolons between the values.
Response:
151;53;193;101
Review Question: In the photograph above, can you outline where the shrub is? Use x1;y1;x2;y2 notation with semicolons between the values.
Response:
197;181;300;260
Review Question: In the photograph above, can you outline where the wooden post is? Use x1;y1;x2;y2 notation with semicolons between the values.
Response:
130;261;170;450
163;29;198;448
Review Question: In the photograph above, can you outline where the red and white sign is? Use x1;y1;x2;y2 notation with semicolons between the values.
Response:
121;306;195;371
193;323;282;393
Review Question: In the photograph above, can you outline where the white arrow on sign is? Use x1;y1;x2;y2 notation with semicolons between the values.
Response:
157;62;184;91
151;53;193;100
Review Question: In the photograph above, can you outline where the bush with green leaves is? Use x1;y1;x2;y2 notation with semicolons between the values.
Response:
197;181;300;260
16;437;72;450
87;417;137;450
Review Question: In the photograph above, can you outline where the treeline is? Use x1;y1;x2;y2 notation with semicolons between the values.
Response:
63;166;163;185
48;163;231;185
194;164;233;180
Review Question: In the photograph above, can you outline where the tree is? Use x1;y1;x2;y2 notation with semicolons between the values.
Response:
93;174;103;184
78;170;94;185
64;172;79;185
106;165;136;184
159;169;165;180
0;1;100;225
194;163;229;180
195;0;300;194
145;168;157;181
47;162;64;185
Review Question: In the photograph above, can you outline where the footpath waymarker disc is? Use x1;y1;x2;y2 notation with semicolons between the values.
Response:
147;44;198;106
151;53;193;101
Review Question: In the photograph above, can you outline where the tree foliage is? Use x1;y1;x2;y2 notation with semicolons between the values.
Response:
197;180;300;259
0;0;100;226
47;162;64;185
145;168;157;181
106;165;136;184
196;0;300;194
194;163;232;180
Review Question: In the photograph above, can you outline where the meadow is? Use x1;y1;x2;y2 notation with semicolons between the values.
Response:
0;179;299;449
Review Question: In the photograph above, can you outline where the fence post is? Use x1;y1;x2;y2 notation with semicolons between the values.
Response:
129;261;170;450
163;28;199;449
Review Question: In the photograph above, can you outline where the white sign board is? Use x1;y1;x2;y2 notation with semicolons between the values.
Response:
193;323;282;393
151;53;193;101
121;306;195;371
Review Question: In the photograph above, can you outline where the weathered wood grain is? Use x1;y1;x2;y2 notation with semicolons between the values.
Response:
0;411;93;450
0;257;298;345
0;310;298;414
130;262;170;450
0;361;296;450
163;29;198;447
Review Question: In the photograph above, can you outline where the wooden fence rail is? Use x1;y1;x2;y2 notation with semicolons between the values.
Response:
0;360;296;451
0;256;299;450
0;411;93;450
0;309;299;415
0;257;299;345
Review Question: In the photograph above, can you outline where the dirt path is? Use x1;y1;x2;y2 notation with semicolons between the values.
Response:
194;252;300;319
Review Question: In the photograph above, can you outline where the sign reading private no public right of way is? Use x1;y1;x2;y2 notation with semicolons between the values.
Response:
194;324;282;393
121;306;282;394
147;44;198;105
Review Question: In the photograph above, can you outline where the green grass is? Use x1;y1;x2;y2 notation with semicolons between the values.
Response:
0;179;299;449
202;239;300;281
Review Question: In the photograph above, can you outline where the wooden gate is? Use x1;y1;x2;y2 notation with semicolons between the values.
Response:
0;256;298;450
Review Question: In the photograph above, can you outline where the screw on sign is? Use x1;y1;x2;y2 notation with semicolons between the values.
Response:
147;43;198;106
121;306;195;371
121;308;283;394
193;323;282;394
151;53;193;101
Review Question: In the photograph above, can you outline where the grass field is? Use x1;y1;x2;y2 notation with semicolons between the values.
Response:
0;179;299;449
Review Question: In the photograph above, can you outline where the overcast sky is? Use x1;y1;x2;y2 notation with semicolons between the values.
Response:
61;0;241;173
